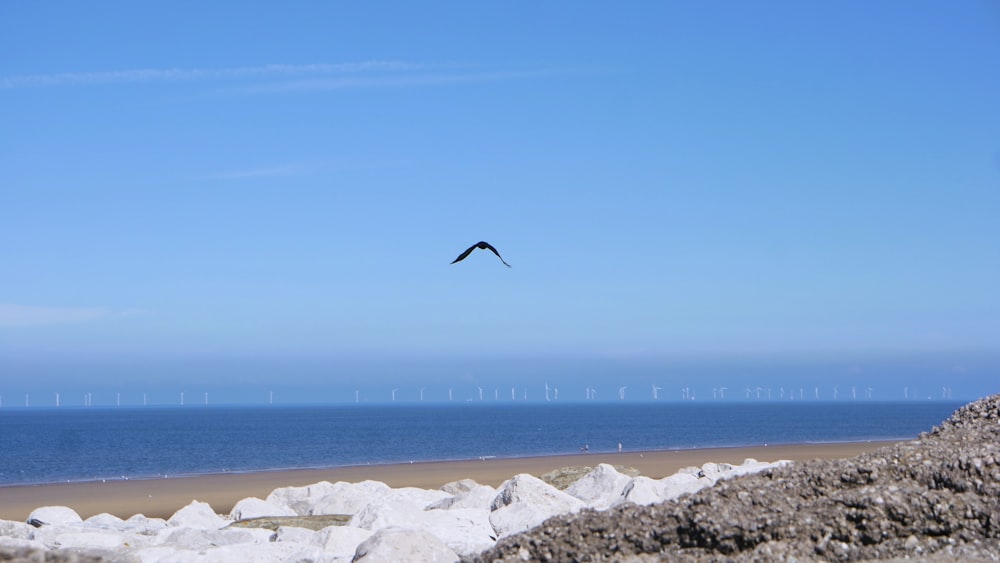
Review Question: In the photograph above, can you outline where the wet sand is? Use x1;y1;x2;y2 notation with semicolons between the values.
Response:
0;441;895;522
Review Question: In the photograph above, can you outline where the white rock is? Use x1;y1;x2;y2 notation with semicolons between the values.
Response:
154;526;268;550
84;512;127;530
318;525;373;559
489;473;587;537
427;483;498;511
274;525;318;545
309;480;393;516
617;476;670;506
50;530;132;550
186;542;326;563
488;502;550;539
27;506;83;527
0;537;46;551
699;462;735;481
441;478;481;495
723;459;790;479
565;464;633;509
26;523;85;549
123;514;169;534
391;486;451;509
0;519;34;539
350;488;450;530
491;474;585;513
229;496;297;521
659;471;711;500
414;508;495;557
166;501;228;529
134;545;184;563
265;480;340;516
352;526;459;563
350;497;423;531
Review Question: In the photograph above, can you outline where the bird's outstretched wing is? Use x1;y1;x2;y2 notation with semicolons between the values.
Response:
451;243;479;264
450;241;512;267
481;242;512;268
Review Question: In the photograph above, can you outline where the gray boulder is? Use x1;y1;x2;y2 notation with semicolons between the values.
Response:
352;526;459;562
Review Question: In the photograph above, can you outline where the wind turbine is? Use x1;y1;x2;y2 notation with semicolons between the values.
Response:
618;386;627;400
420;387;426;401
478;387;484;401
355;390;360;403
554;387;559;400
651;384;661;400
391;388;399;401
544;383;551;402
448;388;454;401
55;393;60;407
833;386;839;400
719;387;727;399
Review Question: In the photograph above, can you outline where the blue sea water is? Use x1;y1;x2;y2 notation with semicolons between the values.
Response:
0;401;963;486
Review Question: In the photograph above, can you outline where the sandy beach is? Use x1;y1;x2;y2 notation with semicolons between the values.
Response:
0;441;893;522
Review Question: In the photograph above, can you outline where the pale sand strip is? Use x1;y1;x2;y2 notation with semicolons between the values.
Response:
0;442;895;522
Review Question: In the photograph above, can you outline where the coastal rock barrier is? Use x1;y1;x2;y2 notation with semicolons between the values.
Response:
473;393;1000;562
0;458;786;562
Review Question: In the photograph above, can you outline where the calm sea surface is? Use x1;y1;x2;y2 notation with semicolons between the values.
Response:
0;402;963;486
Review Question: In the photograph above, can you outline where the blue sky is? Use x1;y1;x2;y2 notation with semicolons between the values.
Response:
2;1;999;405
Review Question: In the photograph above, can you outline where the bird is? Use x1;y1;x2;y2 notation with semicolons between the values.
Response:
451;241;511;267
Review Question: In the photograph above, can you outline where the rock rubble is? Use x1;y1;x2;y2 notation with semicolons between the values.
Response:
0;458;783;562
472;393;1000;562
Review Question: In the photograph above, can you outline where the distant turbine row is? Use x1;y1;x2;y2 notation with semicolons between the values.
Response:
0;385;958;407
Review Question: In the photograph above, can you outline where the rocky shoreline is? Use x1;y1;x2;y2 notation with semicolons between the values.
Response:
0;458;787;561
473;394;1000;562
1;394;997;562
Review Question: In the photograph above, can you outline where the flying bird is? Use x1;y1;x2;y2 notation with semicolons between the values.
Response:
451;241;512;267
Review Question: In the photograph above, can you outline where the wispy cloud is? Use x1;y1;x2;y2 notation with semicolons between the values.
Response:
0;61;429;89
0;303;146;327
2;62;578;93
203;164;304;180
232;68;571;94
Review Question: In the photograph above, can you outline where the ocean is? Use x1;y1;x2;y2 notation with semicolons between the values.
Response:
0;401;963;486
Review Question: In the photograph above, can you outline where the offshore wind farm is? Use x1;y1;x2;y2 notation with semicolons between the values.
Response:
0;382;962;408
